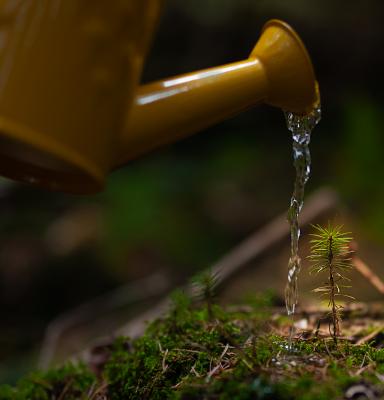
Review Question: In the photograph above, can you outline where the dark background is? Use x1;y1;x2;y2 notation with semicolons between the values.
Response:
1;0;384;383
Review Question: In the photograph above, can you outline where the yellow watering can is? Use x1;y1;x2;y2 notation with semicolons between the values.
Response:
0;0;318;194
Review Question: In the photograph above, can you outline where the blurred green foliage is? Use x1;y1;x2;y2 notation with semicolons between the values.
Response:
101;133;265;273
337;95;384;239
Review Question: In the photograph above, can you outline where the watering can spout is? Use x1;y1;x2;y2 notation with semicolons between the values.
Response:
250;20;318;112
119;19;318;164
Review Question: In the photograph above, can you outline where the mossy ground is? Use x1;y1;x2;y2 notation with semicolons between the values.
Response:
1;292;383;399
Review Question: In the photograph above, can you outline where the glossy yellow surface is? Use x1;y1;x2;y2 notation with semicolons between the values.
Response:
0;1;318;194
121;19;318;165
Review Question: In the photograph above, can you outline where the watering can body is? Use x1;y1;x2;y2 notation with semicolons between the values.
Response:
0;0;318;194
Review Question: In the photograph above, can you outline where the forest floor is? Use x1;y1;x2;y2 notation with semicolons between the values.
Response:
0;292;383;400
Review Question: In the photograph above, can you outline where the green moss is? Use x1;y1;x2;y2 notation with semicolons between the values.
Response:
104;292;252;399
0;363;94;400
1;294;383;399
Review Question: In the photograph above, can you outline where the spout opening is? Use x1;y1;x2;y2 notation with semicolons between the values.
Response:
251;19;318;114
261;19;315;78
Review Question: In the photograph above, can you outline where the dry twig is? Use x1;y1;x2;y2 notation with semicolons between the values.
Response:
355;327;383;346
39;273;170;368
352;256;384;295
118;188;339;340
206;343;230;381
42;188;338;366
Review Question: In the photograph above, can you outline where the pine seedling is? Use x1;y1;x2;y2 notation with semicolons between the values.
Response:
308;224;354;343
191;269;220;320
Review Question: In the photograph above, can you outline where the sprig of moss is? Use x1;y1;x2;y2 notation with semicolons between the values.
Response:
191;269;220;320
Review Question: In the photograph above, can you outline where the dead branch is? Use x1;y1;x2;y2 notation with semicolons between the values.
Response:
39;272;171;369
352;256;384;295
116;188;338;339
46;188;338;367
355;327;383;346
210;188;339;285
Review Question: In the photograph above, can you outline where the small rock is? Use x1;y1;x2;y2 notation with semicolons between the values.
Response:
294;318;308;329
345;383;379;400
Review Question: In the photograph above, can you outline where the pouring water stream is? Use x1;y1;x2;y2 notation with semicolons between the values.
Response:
284;102;321;346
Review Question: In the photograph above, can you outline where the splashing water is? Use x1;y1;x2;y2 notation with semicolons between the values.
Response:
284;104;321;317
